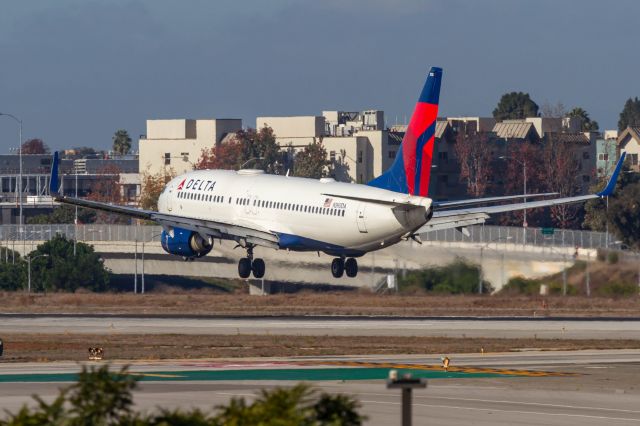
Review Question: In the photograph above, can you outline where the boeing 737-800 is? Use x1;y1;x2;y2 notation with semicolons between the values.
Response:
49;67;625;279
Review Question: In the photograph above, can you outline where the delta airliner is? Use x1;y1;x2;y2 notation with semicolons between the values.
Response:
50;67;625;279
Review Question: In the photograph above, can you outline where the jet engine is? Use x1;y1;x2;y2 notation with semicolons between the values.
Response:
160;227;213;259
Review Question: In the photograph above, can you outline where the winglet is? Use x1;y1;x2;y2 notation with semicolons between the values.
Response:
49;151;60;196
597;152;626;197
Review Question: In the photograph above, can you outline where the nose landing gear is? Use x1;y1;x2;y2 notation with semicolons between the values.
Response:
331;257;358;278
237;245;266;279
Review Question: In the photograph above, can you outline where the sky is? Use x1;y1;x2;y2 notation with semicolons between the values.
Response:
0;0;639;152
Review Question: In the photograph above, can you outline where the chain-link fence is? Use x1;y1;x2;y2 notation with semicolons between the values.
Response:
0;223;624;250
0;224;163;243
418;225;620;250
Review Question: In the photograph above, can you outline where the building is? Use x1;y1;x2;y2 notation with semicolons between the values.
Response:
139;118;242;176
257;110;392;183
0;153;140;224
617;127;640;172
596;131;618;178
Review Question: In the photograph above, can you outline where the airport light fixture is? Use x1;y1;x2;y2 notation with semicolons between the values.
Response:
386;370;427;426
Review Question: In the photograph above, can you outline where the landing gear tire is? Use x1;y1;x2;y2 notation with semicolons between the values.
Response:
345;258;358;277
252;258;266;278
331;258;344;278
238;258;252;279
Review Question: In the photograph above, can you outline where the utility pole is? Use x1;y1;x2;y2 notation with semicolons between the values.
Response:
562;254;568;296
478;246;484;294
134;225;138;294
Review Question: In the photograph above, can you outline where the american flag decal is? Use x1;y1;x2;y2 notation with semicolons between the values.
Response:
323;198;333;208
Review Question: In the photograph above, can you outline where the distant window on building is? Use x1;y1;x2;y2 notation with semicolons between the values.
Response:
598;153;609;161
438;152;448;163
583;152;590;160
164;153;171;165
438;175;448;183
388;150;396;159
628;153;639;166
357;151;363;163
582;175;590;183
330;151;336;161
181;152;189;162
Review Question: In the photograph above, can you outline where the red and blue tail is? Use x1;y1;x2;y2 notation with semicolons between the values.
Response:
367;67;442;197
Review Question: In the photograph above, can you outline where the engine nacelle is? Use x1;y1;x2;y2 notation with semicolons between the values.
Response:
160;227;213;259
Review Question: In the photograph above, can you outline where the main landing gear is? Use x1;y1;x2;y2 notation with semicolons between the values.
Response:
238;245;266;279
331;257;358;278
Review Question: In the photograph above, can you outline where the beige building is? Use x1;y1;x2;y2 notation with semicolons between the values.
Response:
617;127;640;172
139;118;242;175
257;111;391;183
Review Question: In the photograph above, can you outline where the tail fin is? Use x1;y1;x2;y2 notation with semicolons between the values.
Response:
367;66;442;196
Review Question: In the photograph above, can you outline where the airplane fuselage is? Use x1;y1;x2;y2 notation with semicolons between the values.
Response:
157;169;432;256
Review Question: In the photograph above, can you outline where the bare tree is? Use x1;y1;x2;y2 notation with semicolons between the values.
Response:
543;135;582;228
540;101;566;118
454;127;492;197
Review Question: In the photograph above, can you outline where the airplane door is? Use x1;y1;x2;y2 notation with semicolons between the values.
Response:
166;186;174;212
356;203;367;233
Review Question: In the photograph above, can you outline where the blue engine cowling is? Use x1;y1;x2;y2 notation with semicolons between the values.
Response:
160;227;213;259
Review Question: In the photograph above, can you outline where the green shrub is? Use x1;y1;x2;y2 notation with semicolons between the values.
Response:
548;281;578;295
399;258;493;294
597;282;637;297
0;365;366;425
501;276;541;295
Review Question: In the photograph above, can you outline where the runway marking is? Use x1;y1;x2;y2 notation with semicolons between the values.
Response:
312;360;577;377
360;400;640;422
129;373;185;379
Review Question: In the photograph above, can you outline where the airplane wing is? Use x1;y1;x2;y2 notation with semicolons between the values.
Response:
48;153;280;249
416;152;626;234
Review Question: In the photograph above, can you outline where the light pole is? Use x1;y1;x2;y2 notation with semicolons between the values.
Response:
0;113;23;236
499;156;528;241
27;254;49;293
141;231;163;295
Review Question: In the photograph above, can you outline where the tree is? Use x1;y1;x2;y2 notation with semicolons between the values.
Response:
28;235;110;292
195;126;282;173
542;135;583;228
112;129;132;155
540;101;566;118
139;167;176;211
498;142;547;227
454;128;492;197
0;255;25;291
293;140;332;179
88;164;127;224
567;107;599;131
195;138;245;170
618;97;640;131
1;366;366;425
584;167;640;249
20;138;49;154
27;205;96;224
493;92;539;120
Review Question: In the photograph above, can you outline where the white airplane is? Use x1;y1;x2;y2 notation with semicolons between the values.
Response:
49;67;625;279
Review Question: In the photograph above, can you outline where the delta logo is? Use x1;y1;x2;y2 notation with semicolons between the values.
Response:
177;178;217;192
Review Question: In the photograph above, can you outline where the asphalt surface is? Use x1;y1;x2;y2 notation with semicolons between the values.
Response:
2;315;640;339
1;350;640;425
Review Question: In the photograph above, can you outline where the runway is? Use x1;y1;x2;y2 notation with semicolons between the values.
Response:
0;350;639;425
2;315;640;339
